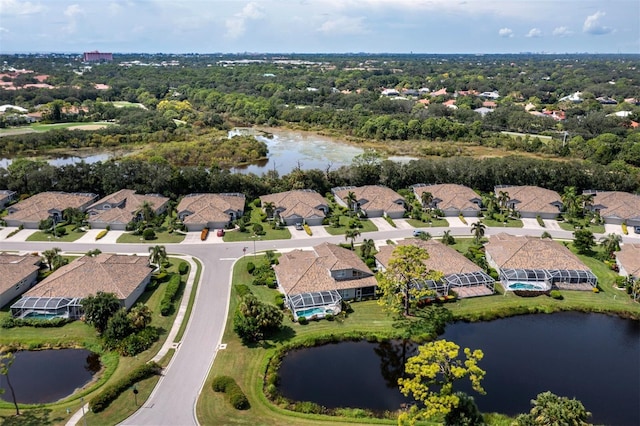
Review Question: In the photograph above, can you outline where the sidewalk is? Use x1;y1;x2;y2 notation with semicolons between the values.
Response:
65;255;199;426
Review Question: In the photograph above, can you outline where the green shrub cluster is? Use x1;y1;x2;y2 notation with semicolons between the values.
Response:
1;317;71;329
549;290;563;300
116;327;160;356
246;262;255;274
178;261;189;275
298;316;308;324
250;260;277;287
210;375;250;410
160;274;181;316
90;362;162;412
536;215;545;227
274;294;285;309
235;284;252;297
142;228;156;240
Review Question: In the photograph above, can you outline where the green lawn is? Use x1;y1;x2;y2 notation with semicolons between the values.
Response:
482;218;524;228
26;225;86;242
324;216;378;235
117;231;185;244
406;218;449;228
558;220;606;234
0;257;191;424
223;208;292;242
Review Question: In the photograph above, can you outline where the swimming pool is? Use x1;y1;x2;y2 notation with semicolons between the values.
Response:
295;307;334;318
508;282;546;291
23;312;62;320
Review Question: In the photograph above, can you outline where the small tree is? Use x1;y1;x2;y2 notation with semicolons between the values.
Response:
42;247;62;271
398;340;486;424
378;245;443;317
514;391;591;426
470;222;486;245
573;229;595;255
148;245;167;268
345;229;361;250
82;291;121;334
599;233;622;257
441;230;456;246
233;294;283;343
0;352;19;415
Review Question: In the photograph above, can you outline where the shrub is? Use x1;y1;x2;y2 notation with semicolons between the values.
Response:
266;277;277;289
246;262;255;274
274;294;285;309
549;290;563;300
325;314;334;321
117;327;160;356
235;284;252;297
160;274;181;316
298;316;308;324
211;375;250;410
95;229;108;240
178;261;189;275
384;215;396;227
212;375;235;392
142;228;156;240
253;223;265;235
90;362;161;412
536;215;545;227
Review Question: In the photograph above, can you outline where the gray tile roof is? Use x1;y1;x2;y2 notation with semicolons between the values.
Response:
616;244;640;278
6;192;97;223
177;193;245;225
413;184;481;213
88;189;169;225
260;190;327;221
590;191;640;221
333;185;405;215
495;185;562;215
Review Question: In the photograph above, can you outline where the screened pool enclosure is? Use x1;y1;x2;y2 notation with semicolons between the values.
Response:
10;296;84;319
286;290;342;321
411;269;496;299
500;268;598;291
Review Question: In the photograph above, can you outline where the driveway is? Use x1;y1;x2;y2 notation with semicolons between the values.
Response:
2;227;38;241
369;217;396;231
521;218;544;230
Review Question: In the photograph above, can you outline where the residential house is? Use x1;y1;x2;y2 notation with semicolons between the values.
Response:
479;91;500;99
412;183;482;217
587;191;640;227
0;190;16;208
11;254;152;319
4;192;98;229
494;185;563;219
0;253;41;309
275;242;377;308
616;244;640;280
485;233;597;292
381;88;400;97
430;88;448;97
87;189;170;230
332;185;406;218
260;190;328;226
375;240;495;298
177;193;245;231
559;91;583;103
474;107;493;117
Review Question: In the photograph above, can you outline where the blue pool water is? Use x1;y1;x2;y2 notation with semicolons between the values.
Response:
508;282;544;290
295;307;333;318
23;312;61;320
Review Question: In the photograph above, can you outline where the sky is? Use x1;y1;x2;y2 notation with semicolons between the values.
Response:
0;0;638;54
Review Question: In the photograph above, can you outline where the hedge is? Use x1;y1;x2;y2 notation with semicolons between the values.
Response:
210;375;250;410
90;362;162;412
178;261;189;275
160;274;182;316
536;215;545;227
95;229;108;240
1;317;71;329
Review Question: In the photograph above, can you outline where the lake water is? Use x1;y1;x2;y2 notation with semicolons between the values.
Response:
277;312;640;425
0;153;113;168
0;349;101;404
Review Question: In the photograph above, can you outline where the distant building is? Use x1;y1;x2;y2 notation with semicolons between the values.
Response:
83;51;113;62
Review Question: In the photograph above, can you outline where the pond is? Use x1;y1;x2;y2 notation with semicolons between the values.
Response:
0;349;101;404
0;153;116;168
277;313;640;425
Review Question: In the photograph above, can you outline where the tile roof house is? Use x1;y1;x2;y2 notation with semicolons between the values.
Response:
0;253;41;309
332;185;406;219
4;192;98;229
0;190;16;208
375;240;495;298
616;244;640;280
260;190;328;226
177;193;245;232
11;254;152;318
495;185;563;219
587;191;640;227
413;184;481;217
87;189;170;230
485;233;597;291
274;242;378;302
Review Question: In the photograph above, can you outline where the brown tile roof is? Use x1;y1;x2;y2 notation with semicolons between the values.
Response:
616;244;640;278
25;254;152;300
375;239;483;275
333;186;405;215
0;253;40;294
495;185;562;215
590;191;640;221
88;189;169;225
177;193;245;225
485;233;590;271
274;242;377;295
260;190;327;221
6;192;97;223
413;184;481;213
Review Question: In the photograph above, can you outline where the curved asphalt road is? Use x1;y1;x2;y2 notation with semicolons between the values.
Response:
3;225;639;425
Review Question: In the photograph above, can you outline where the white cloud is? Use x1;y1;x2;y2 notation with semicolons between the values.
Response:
317;16;367;36
583;11;612;35
64;4;82;17
0;0;44;15
108;2;123;16
62;4;84;34
498;28;513;38
0;26;8;33
225;2;264;39
552;26;572;37
525;28;542;38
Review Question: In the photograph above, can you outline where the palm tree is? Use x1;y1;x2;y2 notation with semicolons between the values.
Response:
148;245;167;269
345;229;361;250
497;191;510;215
483;192;498;216
360;238;376;260
137;201;156;223
421;191;434;212
599;233;622;257
263;201;276;220
441;230;455;245
128;303;152;330
42;247;62;271
345;191;358;215
562;186;580;220
471;221;486;245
